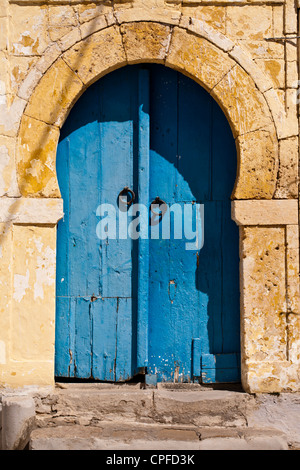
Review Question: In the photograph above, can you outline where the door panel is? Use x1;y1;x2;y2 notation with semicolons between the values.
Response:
55;64;240;383
56;67;139;380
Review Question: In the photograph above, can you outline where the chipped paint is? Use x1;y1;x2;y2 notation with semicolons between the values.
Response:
34;246;55;300
13;269;30;303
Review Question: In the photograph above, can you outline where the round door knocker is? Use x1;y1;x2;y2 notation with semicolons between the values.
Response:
118;186;135;210
150;197;167;225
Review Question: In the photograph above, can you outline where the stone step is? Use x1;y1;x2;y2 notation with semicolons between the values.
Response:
29;422;289;450
35;384;255;429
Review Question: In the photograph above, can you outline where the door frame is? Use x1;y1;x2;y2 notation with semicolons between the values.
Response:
6;16;299;393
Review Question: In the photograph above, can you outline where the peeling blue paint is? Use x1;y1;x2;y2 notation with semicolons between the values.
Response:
55;65;240;383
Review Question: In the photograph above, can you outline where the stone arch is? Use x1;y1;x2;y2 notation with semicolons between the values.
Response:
16;17;279;200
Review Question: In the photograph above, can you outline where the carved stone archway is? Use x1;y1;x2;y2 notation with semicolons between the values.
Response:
5;14;298;392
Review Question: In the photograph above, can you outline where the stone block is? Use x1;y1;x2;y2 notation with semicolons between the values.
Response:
11;225;56;362
9;56;38;97
232;200;298;226
115;7;181;26
48;5;78;28
179;16;234;52
239;40;284;61
275;136;299;199
166;27;235;92
9;5;49;56
0;96;27;137
76;3;112;24
17;115;60;197
284;0;297;34
79;15;108;40
121;22;171;64
63;26;126;86
229;45;274;93
286;61;298;89
35;43;61;74
273;5;284;37
264;88;298;139
57;28;81;52
226;5;273;41
241;226;287;364
24;58;83;127
0;135;20;197
212;66;273;138
1;396;36;450
244;361;300;393
17;66;43;101
233;128;278;200
181;6;226;33
254;59;285;89
0;197;64;224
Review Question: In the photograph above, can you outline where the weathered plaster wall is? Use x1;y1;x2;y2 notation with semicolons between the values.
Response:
0;0;299;392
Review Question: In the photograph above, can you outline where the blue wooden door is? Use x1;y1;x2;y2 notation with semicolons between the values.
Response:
55;64;240;383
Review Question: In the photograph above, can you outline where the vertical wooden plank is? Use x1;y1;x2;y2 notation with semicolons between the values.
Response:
84;84;102;298
68;296;76;377
115;298;134;381
197;201;223;355
92;298;118;381
74;297;92;378
211;99;240;357
137;68;150;369
56;69;137;380
149;65;178;204
67;83;101;299
60;82;102;378
221;200;240;354
55;297;71;377
55;135;71;376
93;68;137;379
56;136;70;299
148;65;178;381
211;97;237;202
177;73;211;202
192;338;201;378
98;68;135;299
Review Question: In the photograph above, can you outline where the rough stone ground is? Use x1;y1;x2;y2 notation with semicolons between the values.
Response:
17;383;300;450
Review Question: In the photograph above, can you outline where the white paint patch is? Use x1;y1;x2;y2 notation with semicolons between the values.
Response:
13;269;30;303
25;159;42;178
34;237;43;253
12;31;35;55
0;96;26;133
0;80;6;95
0;145;20;197
0;340;6;364
0;145;10;195
34;246;55;300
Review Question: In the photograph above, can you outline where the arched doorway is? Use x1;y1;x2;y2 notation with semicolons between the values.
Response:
55;64;240;384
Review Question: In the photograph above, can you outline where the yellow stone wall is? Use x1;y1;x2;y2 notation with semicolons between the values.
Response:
0;0;299;392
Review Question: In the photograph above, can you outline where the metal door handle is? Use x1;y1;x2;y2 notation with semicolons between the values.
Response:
118;186;135;207
150;197;167;225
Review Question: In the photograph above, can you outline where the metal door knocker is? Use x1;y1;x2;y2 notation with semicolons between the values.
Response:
118;186;135;209
150;196;167;225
